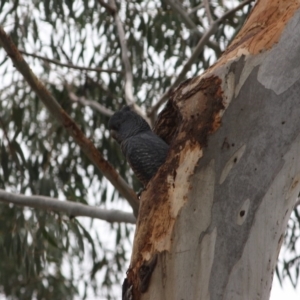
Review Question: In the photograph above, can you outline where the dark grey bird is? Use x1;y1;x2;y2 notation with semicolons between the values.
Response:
108;106;169;186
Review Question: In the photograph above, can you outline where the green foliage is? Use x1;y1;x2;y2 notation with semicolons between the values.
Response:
276;206;300;289
0;205;78;299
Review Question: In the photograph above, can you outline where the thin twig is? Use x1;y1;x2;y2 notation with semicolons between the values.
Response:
294;197;300;209
149;0;254;117
166;0;199;31
165;0;220;53
0;189;136;224
218;0;253;22
204;0;214;25
68;74;120;101
20;50;122;74
188;3;204;15
0;26;139;215
98;0;116;14
69;91;114;117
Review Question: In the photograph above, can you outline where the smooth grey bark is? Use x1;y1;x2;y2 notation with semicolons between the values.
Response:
0;189;136;224
131;3;300;300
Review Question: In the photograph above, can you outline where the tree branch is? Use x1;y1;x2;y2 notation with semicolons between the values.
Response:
188;3;204;15
98;0;116;14
218;0;253;22
148;0;254;117
108;0;135;105
0;26;139;216
165;0;200;32
0;189;136;224
165;0;220;53
68;90;114;117
294;197;300;209
203;0;214;25
20;50;122;74
98;0;149;123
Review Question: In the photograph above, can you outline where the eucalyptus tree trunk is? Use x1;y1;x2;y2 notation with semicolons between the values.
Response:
124;1;300;299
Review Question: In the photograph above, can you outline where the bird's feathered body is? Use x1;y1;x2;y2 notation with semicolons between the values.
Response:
108;106;169;186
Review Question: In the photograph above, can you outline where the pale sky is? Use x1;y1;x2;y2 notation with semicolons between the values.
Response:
271;276;299;300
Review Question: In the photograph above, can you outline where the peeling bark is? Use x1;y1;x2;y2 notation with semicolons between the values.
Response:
125;0;300;299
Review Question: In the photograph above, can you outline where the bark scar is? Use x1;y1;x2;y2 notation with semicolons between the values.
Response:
138;254;158;293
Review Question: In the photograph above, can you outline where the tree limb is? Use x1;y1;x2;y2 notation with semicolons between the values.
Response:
0;117;22;172
294;197;300;209
0;189;136;224
0;26;139;216
188;3;204;15
164;0;220;53
149;0;254;117
20;50;122;74
68;90;114;117
98;0;149;123
108;0;135;105
98;0;116;14
165;0;200;31
203;0;214;25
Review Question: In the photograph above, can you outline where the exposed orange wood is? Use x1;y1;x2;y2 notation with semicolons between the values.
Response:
214;0;300;69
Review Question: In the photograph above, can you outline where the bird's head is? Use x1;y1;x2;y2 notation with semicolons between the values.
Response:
108;106;151;143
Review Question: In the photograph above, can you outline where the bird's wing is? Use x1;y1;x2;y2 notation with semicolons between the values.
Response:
121;132;169;185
